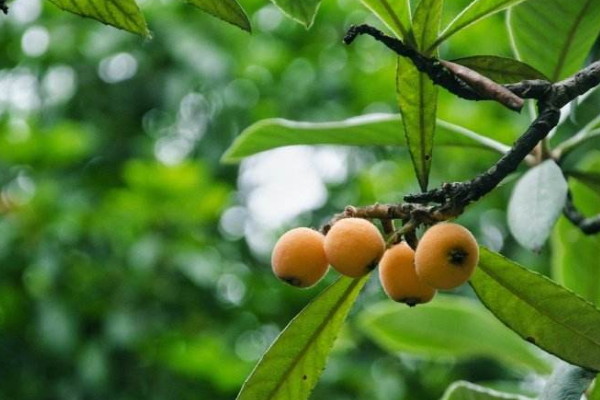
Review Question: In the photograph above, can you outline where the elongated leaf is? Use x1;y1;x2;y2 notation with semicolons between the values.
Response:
410;0;444;55
358;295;549;373
48;0;149;37
236;276;368;400
431;0;527;52
507;160;568;251
442;381;532;400
187;0;251;32
471;248;600;371
509;0;600;81
451;56;548;84
359;0;411;41
397;58;438;191
221;114;510;163
271;0;321;28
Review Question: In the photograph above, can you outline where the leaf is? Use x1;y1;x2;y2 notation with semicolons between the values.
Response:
553;218;600;307
507;160;568;251
553;157;600;306
554;87;600;155
410;0;444;55
47;0;149;37
442;381;532;400
236;276;368;400
589;379;600;400
451;56;549;84
270;0;321;28
431;0;527;52
358;295;550;373
221;114;510;163
471;247;600;371
186;0;251;32
397;58;438;191
509;0;600;81
359;0;411;41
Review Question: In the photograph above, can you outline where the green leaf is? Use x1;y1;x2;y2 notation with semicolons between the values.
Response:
431;0;527;52
509;0;600;81
186;0;251;32
358;295;550;373
451;56;549;84
359;0;411;41
236;276;368;400
271;0;321;28
507;160;568;252
397;58;438;191
221;114;510;163
553;157;600;306
410;0;444;55
471;247;600;371
442;381;532;400
589;378;600;400
553;218;600;307
47;0;149;37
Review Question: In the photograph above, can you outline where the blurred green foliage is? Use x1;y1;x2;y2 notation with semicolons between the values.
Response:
0;0;598;399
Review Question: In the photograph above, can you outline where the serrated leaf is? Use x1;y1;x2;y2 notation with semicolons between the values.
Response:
186;0;251;32
236;276;368;400
451;56;548;84
410;0;444;55
221;114;509;163
509;0;600;81
271;0;321;28
358;295;550;373
431;0;527;52
471;247;600;371
48;0;149;37
359;0;411;41
442;381;532;400
507;160;568;251
397;58;438;191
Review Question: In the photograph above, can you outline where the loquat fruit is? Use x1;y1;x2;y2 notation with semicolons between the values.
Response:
324;218;385;278
379;242;436;306
414;222;479;290
271;227;329;288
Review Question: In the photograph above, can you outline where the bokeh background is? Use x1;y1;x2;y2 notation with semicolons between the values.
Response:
1;0;598;398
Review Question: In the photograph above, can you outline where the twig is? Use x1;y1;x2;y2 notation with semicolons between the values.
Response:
539;362;595;400
330;24;600;236
344;24;526;111
563;192;600;235
1;0;8;14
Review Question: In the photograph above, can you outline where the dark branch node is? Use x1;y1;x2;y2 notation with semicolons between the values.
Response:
563;192;600;235
1;0;8;14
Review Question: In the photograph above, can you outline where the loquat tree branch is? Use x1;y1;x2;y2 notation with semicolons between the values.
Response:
344;24;526;111
1;0;7;14
563;192;600;235
327;24;600;239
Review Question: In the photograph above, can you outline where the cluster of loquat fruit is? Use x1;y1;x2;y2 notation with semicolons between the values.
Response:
271;218;479;306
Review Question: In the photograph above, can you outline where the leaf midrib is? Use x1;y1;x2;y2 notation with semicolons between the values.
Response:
265;278;363;399
551;0;594;81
